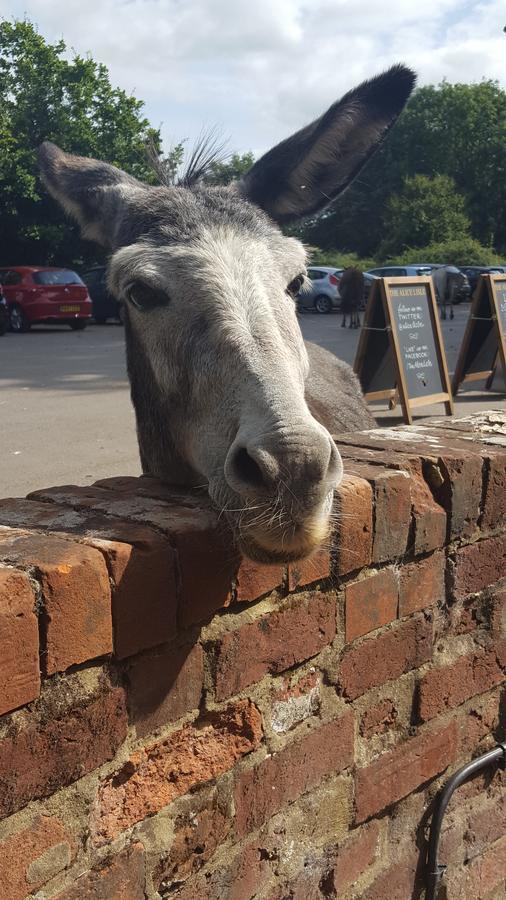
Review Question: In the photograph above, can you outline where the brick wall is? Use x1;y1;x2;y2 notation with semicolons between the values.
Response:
0;412;505;900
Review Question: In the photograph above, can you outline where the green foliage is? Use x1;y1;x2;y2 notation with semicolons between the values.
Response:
301;78;506;258
308;248;378;271
206;152;255;185
0;19;162;266
386;237;504;267
379;175;470;256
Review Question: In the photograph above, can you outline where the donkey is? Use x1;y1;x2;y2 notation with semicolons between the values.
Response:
38;65;415;564
432;265;467;320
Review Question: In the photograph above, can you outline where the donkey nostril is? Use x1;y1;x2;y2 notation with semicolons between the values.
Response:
233;447;265;488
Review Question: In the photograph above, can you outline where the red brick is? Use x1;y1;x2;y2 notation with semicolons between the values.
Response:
361;852;419;900
425;451;483;540
126;642;204;736
234;711;354;835
446;834;506;900
345;568;398;641
453;535;506;600
481;452;506;530
287;547;331;591
214;593;336;700
359;699;398;738
0;532;112;673
331;821;380;893
490;586;506;639
399;550;445;616
417;648;504;722
409;471;447;555
371;470;411;563
234;558;285;602
0;681;127;818
459;692;502;754
154;793;231;889
333;475;373;575
338;614;433;700
90;530;178;658
0;814;74;900
270;671;321;734
465;792;506;862
53;843;145;900
0;566;40;715
168;841;273;900
355;720;458;822
94;699;262;843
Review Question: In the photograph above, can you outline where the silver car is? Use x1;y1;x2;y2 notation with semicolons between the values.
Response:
297;266;343;314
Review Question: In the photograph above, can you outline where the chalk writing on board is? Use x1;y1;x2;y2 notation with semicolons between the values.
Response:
389;285;444;397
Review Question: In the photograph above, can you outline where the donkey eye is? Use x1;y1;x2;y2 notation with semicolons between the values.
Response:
286;274;305;297
126;282;168;311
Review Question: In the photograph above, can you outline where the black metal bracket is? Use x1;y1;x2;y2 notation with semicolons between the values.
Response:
425;743;506;900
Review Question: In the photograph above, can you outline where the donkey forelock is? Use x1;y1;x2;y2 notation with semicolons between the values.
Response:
39;64;416;563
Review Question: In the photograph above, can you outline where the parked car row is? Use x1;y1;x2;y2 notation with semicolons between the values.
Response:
297;263;505;314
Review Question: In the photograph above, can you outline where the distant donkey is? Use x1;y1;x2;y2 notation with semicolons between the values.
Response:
432;265;467;320
38;65;415;564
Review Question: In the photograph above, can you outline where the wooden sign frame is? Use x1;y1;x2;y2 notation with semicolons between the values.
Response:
354;276;454;424
452;274;506;395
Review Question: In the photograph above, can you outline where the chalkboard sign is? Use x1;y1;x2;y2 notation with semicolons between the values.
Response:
452;275;506;395
354;277;453;424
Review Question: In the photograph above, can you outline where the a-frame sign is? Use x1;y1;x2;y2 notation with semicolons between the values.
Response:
354;276;453;425
452;274;506;395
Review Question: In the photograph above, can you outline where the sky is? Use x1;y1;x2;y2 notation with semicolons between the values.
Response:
2;0;506;161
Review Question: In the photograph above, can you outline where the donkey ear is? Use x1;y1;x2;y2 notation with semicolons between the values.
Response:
38;142;145;246
238;64;416;223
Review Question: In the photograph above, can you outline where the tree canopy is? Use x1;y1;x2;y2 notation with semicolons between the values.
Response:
0;20;162;266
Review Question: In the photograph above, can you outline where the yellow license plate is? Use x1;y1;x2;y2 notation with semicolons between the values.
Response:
59;305;80;312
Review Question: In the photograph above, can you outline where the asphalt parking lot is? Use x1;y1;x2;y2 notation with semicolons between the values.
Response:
1;305;505;498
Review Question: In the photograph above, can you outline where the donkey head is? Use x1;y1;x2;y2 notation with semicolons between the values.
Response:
39;65;415;563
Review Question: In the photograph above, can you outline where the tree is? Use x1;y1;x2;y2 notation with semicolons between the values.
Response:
379;174;470;257
0;20;162;266
206;152;255;186
301;79;506;257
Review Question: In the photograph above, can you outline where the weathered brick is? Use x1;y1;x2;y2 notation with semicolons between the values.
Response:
360;852;419;900
0;532;112;673
481;451;506;530
0;814;74;900
399;550;445;616
490;586;506;638
0;566;40;715
333;475;373;575
234;711;354;835
446;834;506;900
270;671;321;734
126;642;204;736
89;530;178;659
168;840;273;900
234;558;285;602
331;821;380;893
453;535;506;599
371;470;411;563
359;698;398;739
0;680;127;818
214;592;336;700
409;471;447;555
423;451;483;539
417;648;504;722
287;548;331;591
95;700;262;842
459;692;502;754
154;793;231;889
355;720;458;822
53;842;145;900
465;792;506;863
339;614;433;700
345;568;398;641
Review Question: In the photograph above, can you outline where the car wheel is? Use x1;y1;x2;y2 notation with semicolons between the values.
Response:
9;303;30;333
314;295;332;314
69;320;87;331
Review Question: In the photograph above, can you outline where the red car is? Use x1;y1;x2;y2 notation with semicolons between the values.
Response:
0;266;93;332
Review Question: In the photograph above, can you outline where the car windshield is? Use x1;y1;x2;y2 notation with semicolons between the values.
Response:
33;270;84;286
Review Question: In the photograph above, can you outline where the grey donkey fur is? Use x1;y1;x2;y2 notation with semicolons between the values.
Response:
38;65;415;563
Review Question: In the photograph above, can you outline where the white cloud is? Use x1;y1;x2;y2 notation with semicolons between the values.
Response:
2;0;506;157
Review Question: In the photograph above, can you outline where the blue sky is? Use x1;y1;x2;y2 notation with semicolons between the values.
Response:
2;0;505;161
